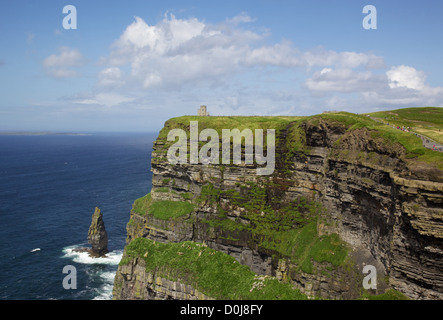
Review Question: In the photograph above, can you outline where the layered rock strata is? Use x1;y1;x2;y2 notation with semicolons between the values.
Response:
113;116;443;300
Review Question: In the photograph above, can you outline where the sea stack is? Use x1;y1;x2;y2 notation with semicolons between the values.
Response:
87;207;108;257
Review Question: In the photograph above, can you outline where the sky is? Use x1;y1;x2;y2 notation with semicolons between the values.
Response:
1;0;443;132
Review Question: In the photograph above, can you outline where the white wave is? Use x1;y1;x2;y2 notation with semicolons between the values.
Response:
62;245;123;265
30;248;41;252
61;245;123;300
93;272;117;300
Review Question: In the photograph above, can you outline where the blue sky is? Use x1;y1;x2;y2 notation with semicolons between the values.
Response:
1;0;443;132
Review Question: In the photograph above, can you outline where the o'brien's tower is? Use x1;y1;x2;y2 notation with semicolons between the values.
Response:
197;105;210;116
166;120;276;176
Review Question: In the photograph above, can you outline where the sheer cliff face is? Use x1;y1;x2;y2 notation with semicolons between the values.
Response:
114;116;443;300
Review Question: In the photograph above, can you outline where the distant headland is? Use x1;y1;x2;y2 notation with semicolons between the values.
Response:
0;131;91;136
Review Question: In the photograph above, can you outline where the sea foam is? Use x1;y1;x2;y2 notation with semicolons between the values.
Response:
61;245;123;300
62;245;122;265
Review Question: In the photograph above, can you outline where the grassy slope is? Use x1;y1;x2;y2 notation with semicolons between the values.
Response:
159;115;303;138
120;237;308;300
368;107;443;144
132;192;194;220
157;115;303;152
315;110;443;170
159;109;443;170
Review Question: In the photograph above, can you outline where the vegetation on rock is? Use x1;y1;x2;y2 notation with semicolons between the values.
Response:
120;238;308;300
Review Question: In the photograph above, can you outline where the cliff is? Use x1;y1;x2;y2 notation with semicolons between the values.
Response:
113;111;443;300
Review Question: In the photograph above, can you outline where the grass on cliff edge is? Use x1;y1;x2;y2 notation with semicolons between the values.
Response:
155;109;443;170
120;237;308;300
132;192;194;220
314;111;443;169
368;107;443;144
158;115;303;140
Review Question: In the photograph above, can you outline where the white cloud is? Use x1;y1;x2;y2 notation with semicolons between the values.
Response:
108;14;262;88
83;14;443;122
386;65;426;90
349;66;443;108
98;67;124;87
380;65;443;106
302;49;385;69
99;14;388;93
245;40;304;67
43;47;85;68
304;62;443;110
226;14;256;25
75;93;134;107
43;47;85;78
305;68;385;93
46;68;78;79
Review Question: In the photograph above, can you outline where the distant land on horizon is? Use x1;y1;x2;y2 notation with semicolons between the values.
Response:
0;131;92;136
0;131;157;136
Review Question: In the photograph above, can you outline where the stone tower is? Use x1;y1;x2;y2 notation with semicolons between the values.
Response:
197;105;210;116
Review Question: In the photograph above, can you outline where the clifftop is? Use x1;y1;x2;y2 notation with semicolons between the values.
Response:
113;108;443;300
157;110;443;178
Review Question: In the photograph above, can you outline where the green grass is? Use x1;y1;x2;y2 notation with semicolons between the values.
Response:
155;109;443;170
261;221;349;274
370;107;443;126
201;215;247;233
155;116;301;162
369;107;443;145
132;193;152;216
198;182;349;273
362;288;410;300
313;111;443;169
158;115;302;140
180;192;192;200
315;112;376;130
131;192;194;220
120;237;307;300
149;200;194;220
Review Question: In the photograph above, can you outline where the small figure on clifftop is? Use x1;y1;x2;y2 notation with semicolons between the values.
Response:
87;207;109;257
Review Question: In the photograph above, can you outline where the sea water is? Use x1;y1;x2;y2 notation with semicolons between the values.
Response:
0;133;155;299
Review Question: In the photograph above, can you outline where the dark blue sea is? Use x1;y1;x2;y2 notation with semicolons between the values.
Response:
0;133;156;300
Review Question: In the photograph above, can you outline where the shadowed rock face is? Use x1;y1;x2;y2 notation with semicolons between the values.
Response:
88;207;108;257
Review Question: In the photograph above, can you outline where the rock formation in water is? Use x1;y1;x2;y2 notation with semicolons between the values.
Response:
88;207;109;257
112;113;443;300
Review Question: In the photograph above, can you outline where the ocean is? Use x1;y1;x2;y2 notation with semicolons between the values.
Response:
0;133;156;300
